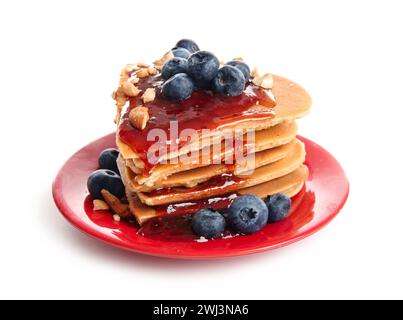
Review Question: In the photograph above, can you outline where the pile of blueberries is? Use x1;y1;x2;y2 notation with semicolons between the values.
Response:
192;193;291;239
87;148;292;238
162;39;251;101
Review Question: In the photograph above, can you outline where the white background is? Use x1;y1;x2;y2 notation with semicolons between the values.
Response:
1;0;402;300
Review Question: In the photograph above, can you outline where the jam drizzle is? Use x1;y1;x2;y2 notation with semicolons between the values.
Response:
118;75;276;173
137;185;309;242
146;172;245;197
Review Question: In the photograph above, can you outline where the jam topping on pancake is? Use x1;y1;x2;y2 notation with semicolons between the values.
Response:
118;75;276;173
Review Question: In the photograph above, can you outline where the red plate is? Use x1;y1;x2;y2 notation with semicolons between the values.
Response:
52;134;349;259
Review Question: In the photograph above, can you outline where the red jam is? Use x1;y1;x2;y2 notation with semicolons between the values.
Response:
153;192;239;216
137;215;198;241
146;172;245;197
118;75;276;173
137;185;310;242
137;214;237;242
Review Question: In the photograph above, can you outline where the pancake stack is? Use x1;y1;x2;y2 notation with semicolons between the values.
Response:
114;69;312;224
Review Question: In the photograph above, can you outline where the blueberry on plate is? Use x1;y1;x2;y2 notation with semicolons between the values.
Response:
162;73;194;101
187;51;220;88
227;195;268;234
265;193;291;223
192;208;226;239
211;65;246;96
174;39;200;53
161;57;189;80
98;148;120;174
225;60;251;81
172;47;191;59
87;169;125;200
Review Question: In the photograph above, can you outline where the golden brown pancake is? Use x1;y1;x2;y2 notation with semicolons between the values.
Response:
113;72;311;225
127;165;308;224
128;121;298;186
116;75;311;171
136;140;305;206
118;139;297;192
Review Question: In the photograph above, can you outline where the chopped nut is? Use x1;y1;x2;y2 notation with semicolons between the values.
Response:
101;189;131;218
111;91;117;100
148;66;158;75
137;62;150;68
93;199;110;211
251;67;259;78
119;64;135;82
129;106;149;130
125;64;140;73
252;73;274;89
233;57;244;61
136;68;149;78
141;88;156;103
116;95;127;109
129;76;140;84
121;81;141;97
154;64;163;71
114;112;121;124
113;214;121;222
153;50;174;66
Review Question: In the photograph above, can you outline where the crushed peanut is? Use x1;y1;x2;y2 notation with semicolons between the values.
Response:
129;75;140;84
101;189;131;218
126;64;140;73
252;73;274;89
153;50;174;66
93;199;110;211
136;68;149;78
121;81;141;97
114;89;127;117
147;66;158;75
115;95;127;109
137;62;150;68
251;67;259;78
141;88;156;103
113;63;141;122
129;106;150;130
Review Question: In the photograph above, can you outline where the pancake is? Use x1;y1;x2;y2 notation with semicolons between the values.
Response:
119;139;297;192
128;121;298;186
127;165;308;224
116;75;312;172
113;68;311;225
136;140;305;206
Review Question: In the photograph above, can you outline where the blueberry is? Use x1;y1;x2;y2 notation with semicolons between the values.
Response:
227;195;268;234
161;57;189;80
162;73;194;101
225;60;251;80
265;193;291;223
87;169;125;200
172;47;191;59
187;51;220;88
211;65;246;96
98;148;120;174
192;209;226;239
174;39;200;53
